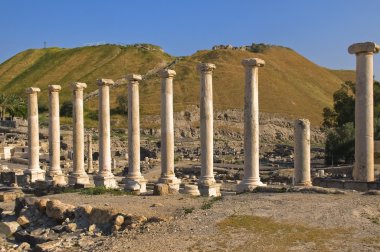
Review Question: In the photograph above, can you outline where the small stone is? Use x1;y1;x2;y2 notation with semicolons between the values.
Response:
112;225;121;232
17;242;30;251
151;203;164;207
16;216;30;227
0;221;20;236
66;223;77;232
114;215;124;226
88;224;97;233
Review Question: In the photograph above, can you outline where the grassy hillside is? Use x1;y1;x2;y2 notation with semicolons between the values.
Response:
0;44;355;126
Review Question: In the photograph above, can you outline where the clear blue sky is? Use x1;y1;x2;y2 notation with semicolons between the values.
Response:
1;0;380;78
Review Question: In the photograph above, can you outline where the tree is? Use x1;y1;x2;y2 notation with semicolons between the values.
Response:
322;81;380;165
0;94;27;119
116;95;128;114
60;101;73;117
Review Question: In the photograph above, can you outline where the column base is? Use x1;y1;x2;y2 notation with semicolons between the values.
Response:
24;169;46;183
158;177;181;191
94;174;118;188
294;181;312;187
237;178;266;193
124;177;147;193
198;183;221;197
47;173;67;186
183;184;200;196
68;173;90;186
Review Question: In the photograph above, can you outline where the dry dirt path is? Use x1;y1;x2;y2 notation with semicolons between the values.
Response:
29;191;380;251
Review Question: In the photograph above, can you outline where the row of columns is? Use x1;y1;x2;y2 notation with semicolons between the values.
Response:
24;41;378;192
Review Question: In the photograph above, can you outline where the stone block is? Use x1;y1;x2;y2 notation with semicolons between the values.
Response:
344;181;368;191
153;183;169;196
35;240;62;252
199;183;222;197
0;190;24;202
183;184;200;196
0;221;20;236
16;215;30;227
45;200;75;221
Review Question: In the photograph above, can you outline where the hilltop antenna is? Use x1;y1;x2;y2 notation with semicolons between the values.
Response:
43;41;46;49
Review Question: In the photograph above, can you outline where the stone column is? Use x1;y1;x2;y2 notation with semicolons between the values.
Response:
198;63;220;197
24;87;45;182
348;42;380;182
87;134;94;174
158;69;181;191
125;74;147;192
69;82;90;186
294;119;312;186
238;58;266;192
94;79;118;188
47;85;66;185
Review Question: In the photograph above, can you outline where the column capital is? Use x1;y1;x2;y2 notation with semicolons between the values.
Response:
48;85;62;92
25;87;41;94
294;118;310;128
71;82;87;91
242;58;265;67
348;42;380;55
158;69;176;78
97;78;115;86
198;63;216;73
126;74;142;83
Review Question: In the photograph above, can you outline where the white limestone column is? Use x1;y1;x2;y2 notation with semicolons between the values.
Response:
125;74;147;192
94;79;118;188
47;85;66;185
158;69;181;190
294;119;312;186
238;58;266;192
69;82;90;186
198;63;220;197
348;42;380;182
87;134;94;174
24;87;45;182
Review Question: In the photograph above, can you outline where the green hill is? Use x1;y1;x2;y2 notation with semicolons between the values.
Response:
0;44;355;126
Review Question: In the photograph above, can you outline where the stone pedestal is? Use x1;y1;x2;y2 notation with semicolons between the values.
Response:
24;87;45;182
47;85;66;186
294;119;312;186
158;69;181;191
348;42;380;182
183;184;200;196
94;79;118;188
69;82;90;186
125;74;147;193
197;63;221;196
87;134;94;174
237;58;266;192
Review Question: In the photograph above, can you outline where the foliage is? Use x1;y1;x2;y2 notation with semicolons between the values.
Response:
60;101;72;117
201;196;222;210
322;81;380;165
325;123;355;164
116;95;128;115
0;94;27;119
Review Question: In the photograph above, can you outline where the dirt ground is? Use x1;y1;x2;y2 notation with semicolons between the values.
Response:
2;191;379;252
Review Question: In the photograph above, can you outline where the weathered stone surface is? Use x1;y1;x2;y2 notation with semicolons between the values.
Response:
89;207;118;225
14;228;58;246
36;198;49;213
0;191;24;202
34;239;61;252
0;221;20;236
16;215;30;227
45;200;75;221
17;242;31;251
153;183;169;196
